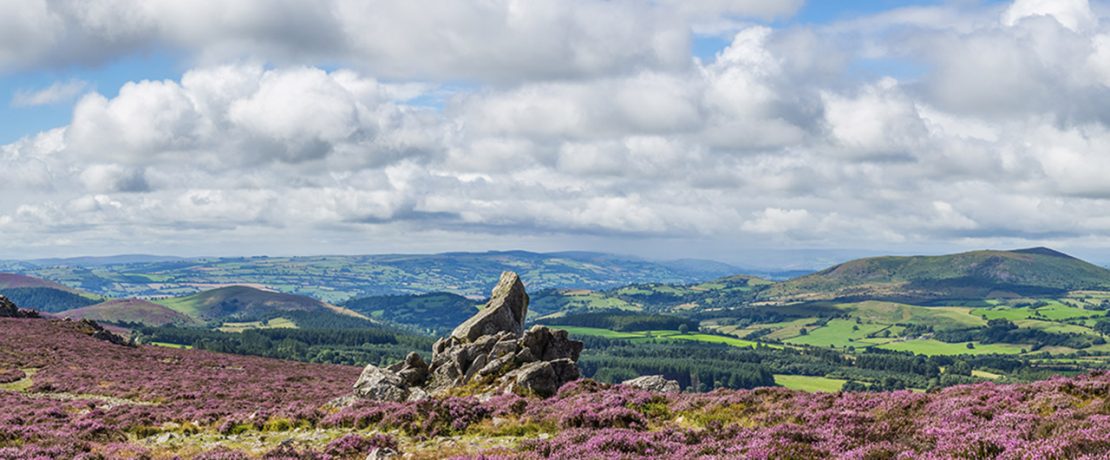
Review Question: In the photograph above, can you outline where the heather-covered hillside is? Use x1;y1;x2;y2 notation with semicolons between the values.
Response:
2;316;1110;459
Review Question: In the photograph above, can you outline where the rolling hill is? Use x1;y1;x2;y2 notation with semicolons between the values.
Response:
58;298;199;327
0;250;742;302
0;273;100;312
342;292;478;334
157;285;372;327
762;247;1110;303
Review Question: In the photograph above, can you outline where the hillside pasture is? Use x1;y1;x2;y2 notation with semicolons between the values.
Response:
785;319;890;348
835;301;986;330
217;317;298;333
773;374;847;392
878;339;1025;356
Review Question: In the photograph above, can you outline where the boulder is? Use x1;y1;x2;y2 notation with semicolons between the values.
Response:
622;375;681;393
353;365;409;402
388;352;429;387
450;272;529;341
521;326;583;361
506;358;580;397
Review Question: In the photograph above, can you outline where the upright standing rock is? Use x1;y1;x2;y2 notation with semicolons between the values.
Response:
450;272;529;341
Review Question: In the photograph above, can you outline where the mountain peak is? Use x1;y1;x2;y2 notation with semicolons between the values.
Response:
1010;247;1077;259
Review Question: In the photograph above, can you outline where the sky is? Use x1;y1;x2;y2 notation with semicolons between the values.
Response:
2;0;1110;268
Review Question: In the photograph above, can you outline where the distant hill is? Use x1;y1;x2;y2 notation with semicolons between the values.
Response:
24;254;190;266
158;285;372;327
0;251;742;302
58;298;199;327
0;273;83;291
0;273;100;312
763;247;1110;303
343;292;478;334
528;274;774;316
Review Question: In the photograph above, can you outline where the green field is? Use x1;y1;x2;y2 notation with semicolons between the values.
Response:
156;296;203;318
835;301;985;331
785;319;889;347
560;327;760;348
972;301;1103;322
559;326;647;339
878;339;1025;356
1013;319;1098;336
773;374;847;392
151;342;194;349
217;317;298;333
654;331;760;348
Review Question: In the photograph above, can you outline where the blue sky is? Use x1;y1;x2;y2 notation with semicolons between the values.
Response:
0;1;986;144
1;0;1109;266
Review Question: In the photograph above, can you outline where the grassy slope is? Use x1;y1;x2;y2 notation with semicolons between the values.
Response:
774;374;847;392
58;299;199;327
217;317;298;333
878;339;1025;356
765;248;1110;302
156;286;369;324
0;273;90;295
560;326;762;348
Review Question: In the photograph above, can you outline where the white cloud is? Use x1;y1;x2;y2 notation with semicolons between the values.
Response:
11;79;88;107
1003;0;1096;31
742;208;812;234
0;0;797;82
5;0;1110;259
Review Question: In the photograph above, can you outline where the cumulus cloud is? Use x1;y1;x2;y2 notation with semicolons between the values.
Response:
0;0;793;82
1003;0;1097;31
11;79;88;107
4;0;1110;260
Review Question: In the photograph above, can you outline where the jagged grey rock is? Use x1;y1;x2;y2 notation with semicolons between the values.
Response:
450;272;529;341
0;296;38;319
388;352;429;387
505;358;580;397
0;296;16;318
622;375;681;393
353;365;409;402
351;272;582;401
521;325;583;361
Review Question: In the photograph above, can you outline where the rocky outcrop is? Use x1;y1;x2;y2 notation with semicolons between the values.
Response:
351;272;582;401
0;296;39;319
0;296;16;318
450;272;529;341
71;319;131;346
622;375;681;393
353;365;410;402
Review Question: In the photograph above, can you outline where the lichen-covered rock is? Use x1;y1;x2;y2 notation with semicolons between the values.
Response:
353;365;409;402
450;272;529;341
388;352;429;387
622;375;681;393
505;358;580;397
521;325;583;362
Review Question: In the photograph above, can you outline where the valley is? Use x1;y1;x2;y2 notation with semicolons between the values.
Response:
2;247;1109;396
